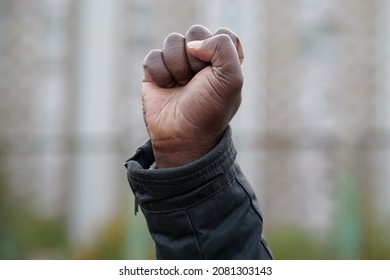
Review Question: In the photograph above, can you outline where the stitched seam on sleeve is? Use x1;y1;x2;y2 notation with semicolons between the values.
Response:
259;239;274;259
235;177;264;223
140;175;235;214
185;210;206;259
128;144;234;186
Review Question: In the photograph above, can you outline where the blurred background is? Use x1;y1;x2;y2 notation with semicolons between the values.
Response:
1;0;390;259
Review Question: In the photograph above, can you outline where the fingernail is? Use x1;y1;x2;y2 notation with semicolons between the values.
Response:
187;40;203;49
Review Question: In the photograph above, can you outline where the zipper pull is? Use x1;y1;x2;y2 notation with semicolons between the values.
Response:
134;197;139;216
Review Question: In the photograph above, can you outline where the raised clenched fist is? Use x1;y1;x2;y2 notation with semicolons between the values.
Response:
142;25;244;168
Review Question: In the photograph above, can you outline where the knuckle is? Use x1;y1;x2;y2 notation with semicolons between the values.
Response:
163;33;185;57
143;49;162;70
214;27;235;36
208;34;233;50
142;49;174;87
214;27;239;42
163;32;184;46
185;24;212;40
216;33;232;44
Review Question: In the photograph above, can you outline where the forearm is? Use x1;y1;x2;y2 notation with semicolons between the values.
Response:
125;127;273;259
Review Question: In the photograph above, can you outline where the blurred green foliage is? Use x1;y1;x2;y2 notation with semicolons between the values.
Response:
266;224;390;260
0;161;67;259
79;214;155;260
361;222;390;260
0;150;150;260
0;160;16;259
0;160;150;260
266;227;332;260
73;216;126;260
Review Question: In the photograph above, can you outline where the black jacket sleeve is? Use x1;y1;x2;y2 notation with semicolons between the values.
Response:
124;126;273;260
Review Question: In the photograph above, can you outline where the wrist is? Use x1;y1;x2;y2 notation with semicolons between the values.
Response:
151;136;220;168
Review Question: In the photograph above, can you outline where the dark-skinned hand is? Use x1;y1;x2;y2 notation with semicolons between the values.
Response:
142;25;244;168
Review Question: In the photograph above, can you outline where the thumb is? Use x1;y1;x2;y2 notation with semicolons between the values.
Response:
187;33;243;68
187;34;244;95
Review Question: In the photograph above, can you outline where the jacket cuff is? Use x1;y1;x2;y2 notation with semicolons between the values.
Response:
124;126;237;213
